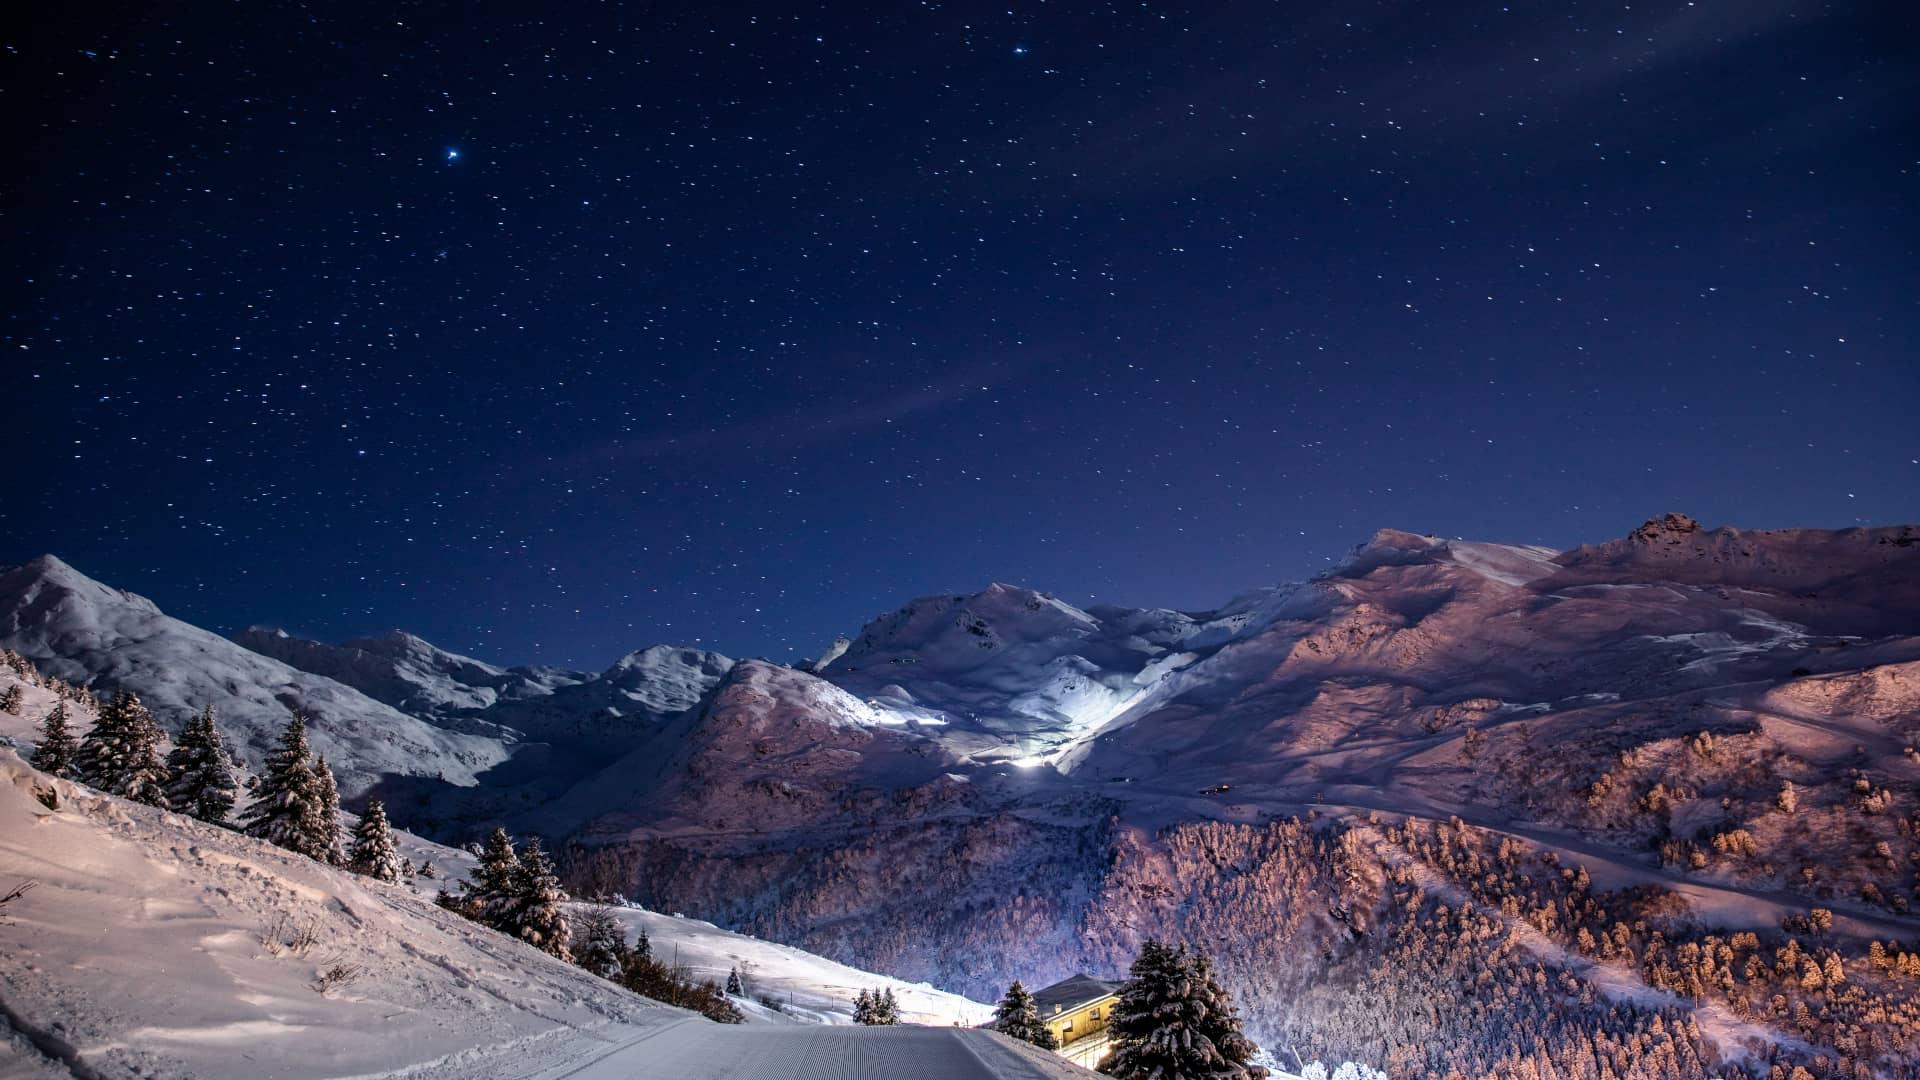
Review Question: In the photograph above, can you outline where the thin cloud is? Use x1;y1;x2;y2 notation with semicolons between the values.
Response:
526;359;1013;479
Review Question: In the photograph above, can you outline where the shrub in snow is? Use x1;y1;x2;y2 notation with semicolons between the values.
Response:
348;798;405;882
164;705;238;825
30;702;79;779
992;980;1059;1050
1098;940;1264;1079
76;689;170;808
0;684;21;712
616;949;743;1023
571;905;628;979
1301;1064;1387;1080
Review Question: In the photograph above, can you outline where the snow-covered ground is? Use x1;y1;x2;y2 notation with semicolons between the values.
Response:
0;749;686;1079
369;826;994;1030
595;905;992;1027
0;749;1040;1078
513;1020;1093;1080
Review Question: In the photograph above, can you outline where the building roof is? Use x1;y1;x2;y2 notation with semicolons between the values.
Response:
1032;973;1120;1015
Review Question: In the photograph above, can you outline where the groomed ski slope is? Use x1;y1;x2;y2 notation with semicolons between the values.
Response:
509;1019;1093;1080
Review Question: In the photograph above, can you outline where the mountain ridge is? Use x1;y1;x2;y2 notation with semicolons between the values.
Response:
8;516;1920;1076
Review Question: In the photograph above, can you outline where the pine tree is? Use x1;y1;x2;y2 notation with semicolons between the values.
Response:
75;690;169;807
0;684;22;712
994;980;1060;1050
727;966;744;995
1099;941;1263;1080
633;927;652;960
854;987;899;1025
242;713;327;859
164;705;237;825
348;798;404;882
461;827;520;928
508;836;572;962
311;756;346;865
30;702;79;778
571;905;628;979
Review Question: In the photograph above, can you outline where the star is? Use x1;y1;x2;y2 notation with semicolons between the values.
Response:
445;147;461;162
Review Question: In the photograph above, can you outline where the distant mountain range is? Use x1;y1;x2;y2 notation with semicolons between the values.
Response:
5;514;1918;1077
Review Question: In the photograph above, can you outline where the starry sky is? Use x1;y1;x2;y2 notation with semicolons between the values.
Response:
4;2;1916;668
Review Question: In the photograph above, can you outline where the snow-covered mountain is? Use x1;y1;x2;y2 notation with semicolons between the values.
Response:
232;629;733;755
0;556;511;797
8;517;1920;1077
559;518;1920;1078
232;626;576;723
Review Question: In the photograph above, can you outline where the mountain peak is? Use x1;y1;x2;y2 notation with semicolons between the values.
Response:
1628;512;1704;545
604;644;734;684
23;553;77;575
8;553;98;589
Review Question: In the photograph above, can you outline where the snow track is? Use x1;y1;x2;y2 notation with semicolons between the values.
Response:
529;1023;1093;1080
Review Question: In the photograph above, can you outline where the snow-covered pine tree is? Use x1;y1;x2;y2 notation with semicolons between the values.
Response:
348;798;404;882
571;905;628;979
73;689;126;788
993;980;1059;1050
726;967;743;995
0;684;21;712
75;690;170;807
311;756;346;865
633;927;652;960
457;827;519;928
856;987;900;1025
509;836;572;962
241;713;326;859
164;705;238;825
1099;941;1264;1080
30;702;79;778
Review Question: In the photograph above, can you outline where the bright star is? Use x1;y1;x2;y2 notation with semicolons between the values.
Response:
1012;45;1028;56
445;147;461;162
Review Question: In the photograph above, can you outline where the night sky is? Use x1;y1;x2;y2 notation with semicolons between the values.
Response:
5;2;1916;667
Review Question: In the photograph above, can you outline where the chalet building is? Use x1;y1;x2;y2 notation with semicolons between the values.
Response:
1032;973;1121;1069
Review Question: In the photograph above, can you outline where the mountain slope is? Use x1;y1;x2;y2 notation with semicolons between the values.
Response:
0;557;511;796
0;748;687;1080
232;626;579;726
819;581;1317;765
564;518;1920;1079
236;629;734;761
10;518;1920;1078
